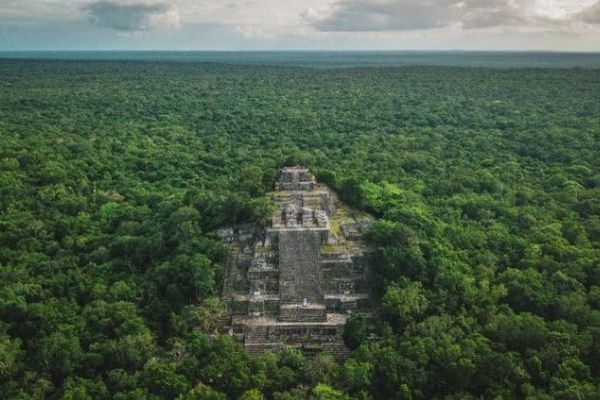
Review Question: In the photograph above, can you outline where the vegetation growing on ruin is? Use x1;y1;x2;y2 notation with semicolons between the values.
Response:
1;58;599;399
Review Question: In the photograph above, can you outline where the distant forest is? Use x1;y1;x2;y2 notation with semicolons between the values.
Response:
1;59;599;399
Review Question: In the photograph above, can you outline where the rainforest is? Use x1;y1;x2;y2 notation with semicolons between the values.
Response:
1;55;600;399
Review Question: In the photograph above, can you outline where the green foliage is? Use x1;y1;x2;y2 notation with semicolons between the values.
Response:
307;353;338;385
311;384;350;400
343;313;367;350
238;389;265;400
0;59;599;399
381;282;429;332
141;360;190;400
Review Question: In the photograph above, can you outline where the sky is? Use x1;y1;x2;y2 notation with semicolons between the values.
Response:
1;0;600;51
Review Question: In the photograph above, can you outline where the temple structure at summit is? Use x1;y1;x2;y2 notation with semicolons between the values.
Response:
219;166;373;357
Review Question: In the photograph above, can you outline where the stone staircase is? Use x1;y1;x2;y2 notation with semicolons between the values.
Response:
245;343;267;356
244;325;268;343
321;343;351;360
244;325;269;356
222;245;249;298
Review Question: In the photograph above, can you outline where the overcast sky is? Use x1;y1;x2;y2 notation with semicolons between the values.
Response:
2;0;600;50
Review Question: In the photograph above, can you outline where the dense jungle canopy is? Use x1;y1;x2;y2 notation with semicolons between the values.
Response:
0;58;599;399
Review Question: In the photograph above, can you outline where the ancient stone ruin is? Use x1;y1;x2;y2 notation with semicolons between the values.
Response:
219;166;373;358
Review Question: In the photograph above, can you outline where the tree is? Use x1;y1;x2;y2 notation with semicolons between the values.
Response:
141;360;190;400
35;331;84;382
307;352;338;385
311;384;350;400
0;334;22;380
381;282;429;332
177;384;228;400
343;313;367;351
60;377;109;400
499;268;556;315
338;359;373;395
238;388;266;400
486;312;550;353
178;297;226;335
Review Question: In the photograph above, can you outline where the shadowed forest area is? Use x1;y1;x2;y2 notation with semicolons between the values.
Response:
1;59;600;399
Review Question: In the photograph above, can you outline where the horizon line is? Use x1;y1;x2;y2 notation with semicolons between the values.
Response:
2;49;600;54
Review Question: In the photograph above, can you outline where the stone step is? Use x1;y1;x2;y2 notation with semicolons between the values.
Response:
244;326;269;343
340;300;358;312
321;343;351;360
278;306;327;322
244;343;267;356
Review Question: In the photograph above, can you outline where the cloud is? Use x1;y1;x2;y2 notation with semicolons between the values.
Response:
575;1;600;24
85;0;180;31
308;0;543;32
461;0;527;29
310;0;454;31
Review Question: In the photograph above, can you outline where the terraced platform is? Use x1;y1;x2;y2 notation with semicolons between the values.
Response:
219;166;373;358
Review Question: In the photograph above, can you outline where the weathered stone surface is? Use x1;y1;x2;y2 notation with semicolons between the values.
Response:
279;230;323;305
220;167;373;358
